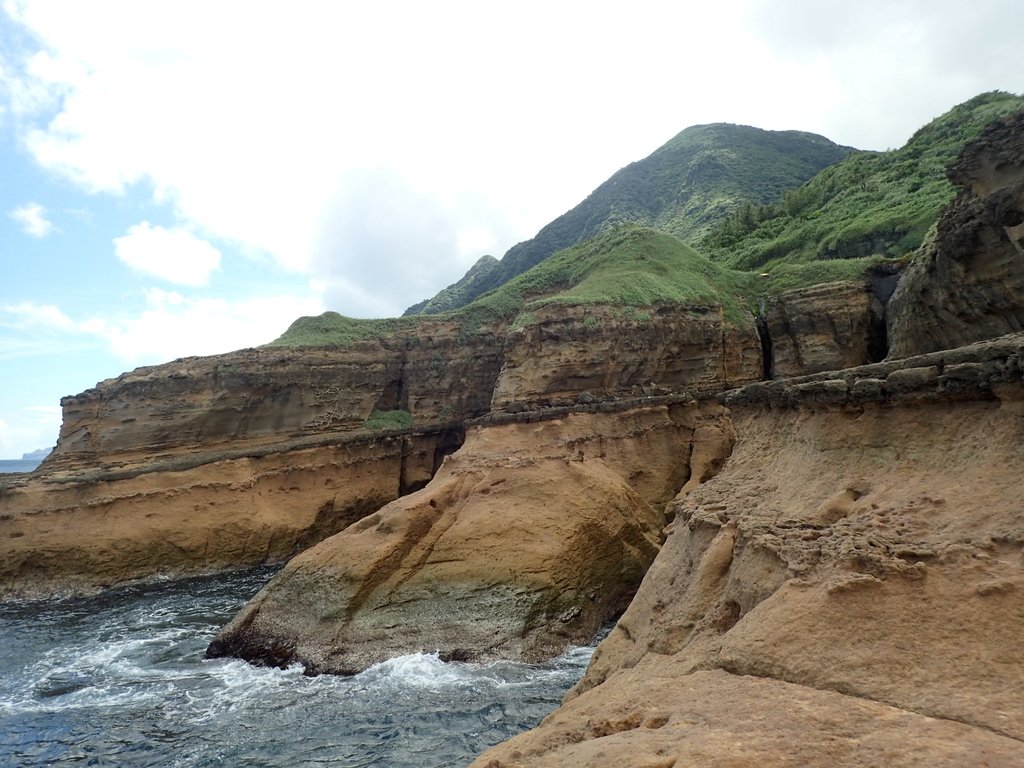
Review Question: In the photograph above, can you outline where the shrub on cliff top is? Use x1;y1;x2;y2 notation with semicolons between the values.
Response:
700;91;1024;270
363;409;413;431
268;313;419;348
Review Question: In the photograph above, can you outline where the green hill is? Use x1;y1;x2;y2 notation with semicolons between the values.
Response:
277;92;1023;351
455;225;876;330
447;224;756;334
700;91;1024;270
272;225;880;349
404;124;852;315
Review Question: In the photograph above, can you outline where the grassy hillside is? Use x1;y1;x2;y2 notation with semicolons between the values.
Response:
449;225;751;330
267;312;419;347
405;124;852;315
700;91;1024;270
272;225;880;347
276;94;1024;349
449;225;881;336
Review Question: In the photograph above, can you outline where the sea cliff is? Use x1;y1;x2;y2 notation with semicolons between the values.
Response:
1;105;1023;766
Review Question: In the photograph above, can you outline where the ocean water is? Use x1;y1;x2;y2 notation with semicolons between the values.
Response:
0;459;42;474
0;567;595;767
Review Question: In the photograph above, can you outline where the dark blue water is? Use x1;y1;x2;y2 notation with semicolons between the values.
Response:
0;567;594;767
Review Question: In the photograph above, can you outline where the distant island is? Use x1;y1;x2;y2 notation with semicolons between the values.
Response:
20;448;51;461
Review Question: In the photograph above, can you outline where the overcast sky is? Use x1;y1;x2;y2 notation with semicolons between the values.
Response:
1;0;1021;457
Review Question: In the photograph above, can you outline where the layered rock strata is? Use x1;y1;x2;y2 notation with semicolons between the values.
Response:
206;401;735;673
0;429;459;599
2;297;767;598
471;332;1024;766
491;303;762;410
759;280;885;377
45;321;504;475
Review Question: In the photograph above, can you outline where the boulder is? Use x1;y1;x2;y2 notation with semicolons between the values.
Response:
207;404;728;673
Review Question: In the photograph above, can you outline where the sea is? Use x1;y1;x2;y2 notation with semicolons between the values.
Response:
0;459;43;474
0;565;595;767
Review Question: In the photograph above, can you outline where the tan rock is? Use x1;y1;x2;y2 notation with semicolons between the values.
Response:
471;666;1024;768
0;432;453;598
479;376;1024;764
762;280;884;377
46;318;504;475
207;403;728;673
491;303;761;410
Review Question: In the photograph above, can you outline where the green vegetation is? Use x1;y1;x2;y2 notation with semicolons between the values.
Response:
268;312;420;348
363;409;413;431
406;123;852;315
751;257;887;296
448;224;826;331
701;92;1024;270
405;254;499;316
273;93;1022;349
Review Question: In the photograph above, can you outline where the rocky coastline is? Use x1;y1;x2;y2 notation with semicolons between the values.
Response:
1;109;1023;765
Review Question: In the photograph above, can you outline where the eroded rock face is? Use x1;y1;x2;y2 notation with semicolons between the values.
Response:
887;109;1024;357
472;668;1024;768
491;303;762;410
473;336;1024;765
0;430;459;599
47;319;504;475
761;280;885;377
2;300;755;598
207;402;732;673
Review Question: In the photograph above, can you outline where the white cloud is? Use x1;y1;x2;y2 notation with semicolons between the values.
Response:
113;222;221;286
1;300;76;331
1;0;1021;315
77;288;324;362
1;289;323;364
9;201;55;236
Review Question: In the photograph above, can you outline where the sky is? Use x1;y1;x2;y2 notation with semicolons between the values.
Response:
0;0;1021;458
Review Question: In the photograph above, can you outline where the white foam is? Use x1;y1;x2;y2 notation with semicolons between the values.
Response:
358;652;473;689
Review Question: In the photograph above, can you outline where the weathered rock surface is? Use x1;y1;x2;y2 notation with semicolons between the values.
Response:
3;294;766;597
491;303;761;410
0;429;460;599
206;402;733;673
46;319;503;475
472;668;1024;768
760;280;885;377
473;334;1024;765
887;109;1024;357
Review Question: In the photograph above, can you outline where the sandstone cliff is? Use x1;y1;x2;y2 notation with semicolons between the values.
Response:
471;333;1024;767
759;280;886;377
1;293;759;598
0;316;498;598
206;401;734;673
491;303;761;410
44;318;504;475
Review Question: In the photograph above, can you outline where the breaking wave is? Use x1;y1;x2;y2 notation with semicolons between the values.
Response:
0;566;595;767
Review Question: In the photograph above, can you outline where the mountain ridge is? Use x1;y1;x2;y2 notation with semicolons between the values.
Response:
403;123;854;315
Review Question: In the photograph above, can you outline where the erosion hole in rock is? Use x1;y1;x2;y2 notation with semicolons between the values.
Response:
374;378;405;412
